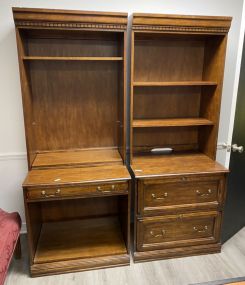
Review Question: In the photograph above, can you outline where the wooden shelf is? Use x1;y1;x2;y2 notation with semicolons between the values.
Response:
22;56;124;61
133;118;214;128
131;152;228;178
34;217;127;263
133;81;217;87
32;148;123;169
23;164;130;187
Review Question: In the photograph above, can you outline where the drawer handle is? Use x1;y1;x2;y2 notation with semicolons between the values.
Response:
196;189;212;197
193;225;208;233
41;189;61;198
150;229;166;238
151;193;168;200
97;185;115;193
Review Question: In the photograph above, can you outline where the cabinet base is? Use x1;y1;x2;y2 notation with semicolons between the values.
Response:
133;243;221;263
30;254;130;277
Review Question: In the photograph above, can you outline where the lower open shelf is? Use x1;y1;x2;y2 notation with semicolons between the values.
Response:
34;216;127;264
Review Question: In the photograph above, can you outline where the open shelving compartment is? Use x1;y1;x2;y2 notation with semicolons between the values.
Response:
13;8;130;276
18;26;126;167
130;13;231;263
130;23;231;169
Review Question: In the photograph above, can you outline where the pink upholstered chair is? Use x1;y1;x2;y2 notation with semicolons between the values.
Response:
0;209;21;285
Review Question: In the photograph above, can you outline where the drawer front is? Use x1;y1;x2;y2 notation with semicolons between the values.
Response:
26;181;128;201
138;175;226;215
137;211;221;251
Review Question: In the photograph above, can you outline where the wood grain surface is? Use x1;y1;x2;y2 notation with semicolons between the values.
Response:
131;153;228;178
32;148;123;169
23;164;130;187
34;217;127;263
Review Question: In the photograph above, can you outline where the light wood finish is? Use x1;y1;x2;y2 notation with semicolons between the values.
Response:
13;8;130;276
133;118;214;128
22;56;123;61
23;165;130;187
130;13;231;263
6;228;245;284
32;148;123;169
133;81;217;86
34;217;127;263
132;153;228;177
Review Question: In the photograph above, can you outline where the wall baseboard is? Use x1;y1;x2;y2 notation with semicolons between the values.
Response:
21;222;27;234
0;152;26;161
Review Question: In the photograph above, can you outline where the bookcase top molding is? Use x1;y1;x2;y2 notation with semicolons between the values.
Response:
12;7;128;31
132;13;232;34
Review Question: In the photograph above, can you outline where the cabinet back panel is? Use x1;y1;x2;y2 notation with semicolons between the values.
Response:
134;38;205;82
21;30;123;57
28;61;119;151
133;86;201;119
41;196;119;222
133;127;198;153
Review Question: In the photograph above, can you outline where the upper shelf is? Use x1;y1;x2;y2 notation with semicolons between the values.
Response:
133;81;217;87
133;118;214;128
22;56;123;61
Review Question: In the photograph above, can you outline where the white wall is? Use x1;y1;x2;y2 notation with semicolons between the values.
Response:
0;0;244;225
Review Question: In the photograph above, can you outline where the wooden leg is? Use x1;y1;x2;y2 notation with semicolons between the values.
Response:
14;235;21;259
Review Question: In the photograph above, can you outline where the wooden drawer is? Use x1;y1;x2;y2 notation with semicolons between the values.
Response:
137;211;221;251
138;174;226;215
26;181;128;201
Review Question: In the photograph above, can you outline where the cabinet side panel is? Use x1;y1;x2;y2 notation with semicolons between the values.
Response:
118;32;126;162
15;29;37;167
199;35;228;159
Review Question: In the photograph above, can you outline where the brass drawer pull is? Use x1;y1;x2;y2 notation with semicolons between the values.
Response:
151;192;168;200
193;225;208;233
41;189;61;198
150;229;166;238
97;185;115;193
196;189;212;197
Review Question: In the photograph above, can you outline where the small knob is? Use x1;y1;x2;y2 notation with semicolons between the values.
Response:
97;186;101;191
111;185;115;190
232;144;244;153
41;190;46;196
56;189;61;194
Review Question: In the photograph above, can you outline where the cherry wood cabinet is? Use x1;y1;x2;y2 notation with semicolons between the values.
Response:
13;8;130;276
130;13;232;262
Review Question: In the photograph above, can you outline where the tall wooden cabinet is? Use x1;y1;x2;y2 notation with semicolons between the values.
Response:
13;8;130;276
130;14;232;262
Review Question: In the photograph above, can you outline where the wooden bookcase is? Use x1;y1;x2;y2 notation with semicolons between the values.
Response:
130;14;232;262
13;8;130;276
